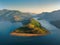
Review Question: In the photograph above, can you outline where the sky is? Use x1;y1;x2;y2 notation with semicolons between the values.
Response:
0;0;60;14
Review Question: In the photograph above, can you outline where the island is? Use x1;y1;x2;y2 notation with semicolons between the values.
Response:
11;18;49;36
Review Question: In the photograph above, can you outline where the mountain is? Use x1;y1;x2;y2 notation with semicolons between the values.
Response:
0;9;33;22
50;20;60;28
36;10;60;21
0;9;60;22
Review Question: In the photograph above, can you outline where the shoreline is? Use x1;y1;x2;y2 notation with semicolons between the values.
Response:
10;32;49;37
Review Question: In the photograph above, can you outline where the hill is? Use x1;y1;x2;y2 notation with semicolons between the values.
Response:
12;18;48;34
36;10;60;21
0;9;32;22
50;20;60;28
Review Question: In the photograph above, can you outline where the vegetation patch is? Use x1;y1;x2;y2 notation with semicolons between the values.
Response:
12;18;48;34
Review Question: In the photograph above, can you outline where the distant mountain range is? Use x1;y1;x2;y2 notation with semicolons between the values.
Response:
0;9;60;22
36;10;60;21
0;9;33;22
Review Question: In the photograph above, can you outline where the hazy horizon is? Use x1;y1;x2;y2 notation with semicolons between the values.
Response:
0;0;60;14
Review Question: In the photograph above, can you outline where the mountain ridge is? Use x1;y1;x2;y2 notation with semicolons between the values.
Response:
0;9;33;22
36;10;60;21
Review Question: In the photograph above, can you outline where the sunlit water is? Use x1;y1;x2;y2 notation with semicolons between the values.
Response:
0;20;60;45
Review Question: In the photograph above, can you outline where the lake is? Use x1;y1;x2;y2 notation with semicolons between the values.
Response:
0;20;60;45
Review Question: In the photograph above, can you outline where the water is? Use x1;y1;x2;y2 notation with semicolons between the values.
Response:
0;20;60;45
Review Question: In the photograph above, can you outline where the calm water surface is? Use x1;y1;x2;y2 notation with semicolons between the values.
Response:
0;21;60;45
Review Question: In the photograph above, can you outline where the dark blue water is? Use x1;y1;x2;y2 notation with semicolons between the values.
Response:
0;20;60;45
